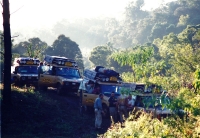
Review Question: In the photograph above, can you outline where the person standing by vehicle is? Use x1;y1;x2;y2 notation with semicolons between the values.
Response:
117;94;128;125
125;94;134;115
37;62;44;79
108;92;118;123
94;93;104;130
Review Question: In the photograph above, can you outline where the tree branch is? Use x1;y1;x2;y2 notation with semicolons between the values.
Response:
11;5;24;15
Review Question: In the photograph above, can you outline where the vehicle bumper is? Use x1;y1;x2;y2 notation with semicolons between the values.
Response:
19;77;38;86
62;82;80;92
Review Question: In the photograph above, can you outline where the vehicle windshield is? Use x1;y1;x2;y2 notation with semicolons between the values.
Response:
56;67;81;78
100;84;120;96
17;66;38;74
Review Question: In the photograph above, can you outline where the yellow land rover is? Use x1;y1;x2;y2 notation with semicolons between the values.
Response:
78;67;123;117
11;57;40;87
38;55;83;95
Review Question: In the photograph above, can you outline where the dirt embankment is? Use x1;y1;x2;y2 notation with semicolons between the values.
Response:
1;87;111;138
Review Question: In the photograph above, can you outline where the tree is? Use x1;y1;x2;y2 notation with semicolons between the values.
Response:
12;37;47;60
112;46;154;82
2;0;12;105
45;34;84;69
153;25;200;88
89;45;112;67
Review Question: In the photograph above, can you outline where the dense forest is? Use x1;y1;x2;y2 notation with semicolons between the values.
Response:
1;0;200;137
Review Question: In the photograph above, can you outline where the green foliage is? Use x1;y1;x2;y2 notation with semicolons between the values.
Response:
164;87;200;117
112;45;166;82
12;37;47;60
104;22;200;137
89;45;112;67
107;57;132;74
193;68;200;93
121;72;135;83
119;87;131;96
153;25;200;89
103;112;200;138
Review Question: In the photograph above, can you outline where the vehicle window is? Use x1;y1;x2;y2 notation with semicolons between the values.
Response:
55;67;81;78
100;84;120;96
135;96;144;107
17;66;38;74
42;66;52;74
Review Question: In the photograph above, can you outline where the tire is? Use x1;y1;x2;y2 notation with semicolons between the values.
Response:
26;84;30;87
38;84;47;92
56;83;63;95
13;77;19;87
42;86;48;91
102;104;109;118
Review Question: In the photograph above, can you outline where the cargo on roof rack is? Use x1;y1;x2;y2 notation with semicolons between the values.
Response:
83;66;122;83
43;55;78;68
13;57;40;66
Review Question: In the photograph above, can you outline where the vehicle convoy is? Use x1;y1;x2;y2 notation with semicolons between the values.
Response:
38;55;83;95
11;57;40;87
78;66;123;117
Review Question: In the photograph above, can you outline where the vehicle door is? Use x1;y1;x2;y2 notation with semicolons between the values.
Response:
39;66;56;87
82;91;98;107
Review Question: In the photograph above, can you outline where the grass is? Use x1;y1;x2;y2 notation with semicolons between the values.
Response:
1;85;108;138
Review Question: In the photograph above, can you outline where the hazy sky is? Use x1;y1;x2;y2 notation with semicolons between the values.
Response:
0;0;175;31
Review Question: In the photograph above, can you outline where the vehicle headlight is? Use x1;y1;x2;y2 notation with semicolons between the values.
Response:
21;77;26;80
65;82;69;85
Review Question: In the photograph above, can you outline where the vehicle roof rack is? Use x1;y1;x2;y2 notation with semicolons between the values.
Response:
13;57;40;66
43;55;78;68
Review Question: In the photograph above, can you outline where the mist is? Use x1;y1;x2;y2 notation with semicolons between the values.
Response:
8;0;176;56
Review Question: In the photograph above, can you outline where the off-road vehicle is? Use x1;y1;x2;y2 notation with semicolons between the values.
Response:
11;57;40;87
78;66;123;117
38;55;83;95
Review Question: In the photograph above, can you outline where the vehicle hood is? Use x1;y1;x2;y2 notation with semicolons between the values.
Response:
136;106;172;115
59;76;83;83
18;74;38;77
155;108;172;114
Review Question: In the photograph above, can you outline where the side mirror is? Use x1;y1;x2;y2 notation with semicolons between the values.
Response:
13;71;17;74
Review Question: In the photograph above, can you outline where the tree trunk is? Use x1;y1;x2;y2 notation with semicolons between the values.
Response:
2;0;12;106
